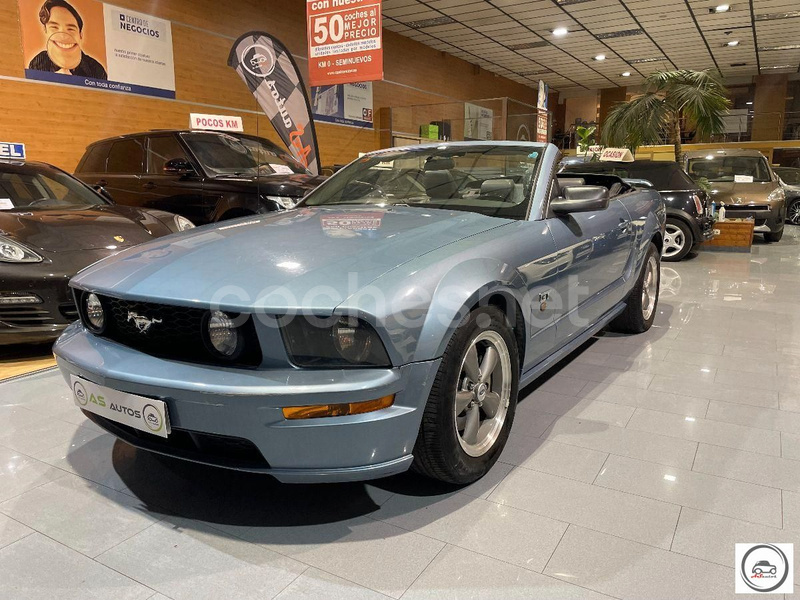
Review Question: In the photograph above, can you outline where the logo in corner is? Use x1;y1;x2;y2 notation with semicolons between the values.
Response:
127;312;162;334
73;381;88;406
241;43;276;78
142;404;164;434
736;543;793;593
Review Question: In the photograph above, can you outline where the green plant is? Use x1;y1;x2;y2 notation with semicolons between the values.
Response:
601;69;730;163
576;125;596;153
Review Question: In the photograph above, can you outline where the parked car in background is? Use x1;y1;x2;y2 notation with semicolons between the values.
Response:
685;149;786;242
774;168;800;225
774;166;800;186
55;142;665;485
560;158;711;261
0;160;193;345
75;130;326;225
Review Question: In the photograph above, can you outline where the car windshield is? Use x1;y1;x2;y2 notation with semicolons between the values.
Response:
686;156;772;183
182;132;310;176
775;168;800;185
562;162;695;190
0;166;106;210
302;145;544;220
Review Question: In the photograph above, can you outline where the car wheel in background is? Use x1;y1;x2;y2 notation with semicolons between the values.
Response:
662;219;692;262
787;199;800;225
609;242;660;334
412;306;518;484
764;228;784;243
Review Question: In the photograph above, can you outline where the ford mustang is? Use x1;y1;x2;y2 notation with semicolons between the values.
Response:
54;142;665;484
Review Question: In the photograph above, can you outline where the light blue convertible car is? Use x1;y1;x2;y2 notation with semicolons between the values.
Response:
54;142;665;484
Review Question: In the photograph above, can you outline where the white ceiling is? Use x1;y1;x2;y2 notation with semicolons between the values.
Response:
382;0;800;93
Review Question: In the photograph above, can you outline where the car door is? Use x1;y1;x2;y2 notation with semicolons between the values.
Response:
546;186;635;347
140;135;209;223
103;138;146;207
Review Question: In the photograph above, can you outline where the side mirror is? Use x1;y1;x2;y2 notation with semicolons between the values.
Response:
93;185;113;202
551;186;610;214
163;158;195;176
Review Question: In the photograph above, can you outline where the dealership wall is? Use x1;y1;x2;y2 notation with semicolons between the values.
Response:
0;0;537;172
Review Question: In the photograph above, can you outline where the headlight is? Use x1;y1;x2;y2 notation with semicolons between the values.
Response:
767;188;785;206
205;310;242;359
281;316;391;368
174;215;195;231
266;195;299;210
0;236;42;263
84;293;106;332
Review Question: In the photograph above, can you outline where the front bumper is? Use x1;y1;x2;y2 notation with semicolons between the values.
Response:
723;206;785;234
53;323;441;483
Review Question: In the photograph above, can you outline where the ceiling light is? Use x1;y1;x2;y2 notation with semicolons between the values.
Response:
761;64;796;70
712;4;730;13
406;16;455;29
596;29;643;39
759;44;800;51
508;41;549;50
755;10;800;21
621;71;631;77
725;40;739;46
746;101;753;105
552;27;568;37
594;54;606;61
629;57;665;64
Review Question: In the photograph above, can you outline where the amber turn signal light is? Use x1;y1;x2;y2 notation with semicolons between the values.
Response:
282;395;395;420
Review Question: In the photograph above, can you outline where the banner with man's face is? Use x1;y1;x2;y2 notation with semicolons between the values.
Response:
228;32;321;176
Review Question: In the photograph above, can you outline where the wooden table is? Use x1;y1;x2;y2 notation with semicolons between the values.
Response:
701;218;755;252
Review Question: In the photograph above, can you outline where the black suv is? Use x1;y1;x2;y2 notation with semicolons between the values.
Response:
75;130;326;224
561;159;712;261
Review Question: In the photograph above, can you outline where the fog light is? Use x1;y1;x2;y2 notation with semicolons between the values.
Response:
85;293;105;331
207;310;240;357
0;293;42;305
282;395;395;420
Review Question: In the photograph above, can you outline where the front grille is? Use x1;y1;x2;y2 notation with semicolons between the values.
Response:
85;411;270;470
81;293;262;367
0;306;57;326
726;204;769;211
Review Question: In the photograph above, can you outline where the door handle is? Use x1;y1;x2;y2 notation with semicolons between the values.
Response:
142;182;157;190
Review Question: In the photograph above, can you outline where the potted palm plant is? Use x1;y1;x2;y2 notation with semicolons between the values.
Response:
601;69;730;163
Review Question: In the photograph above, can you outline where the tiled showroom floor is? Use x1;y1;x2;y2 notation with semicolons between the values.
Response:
3;228;800;600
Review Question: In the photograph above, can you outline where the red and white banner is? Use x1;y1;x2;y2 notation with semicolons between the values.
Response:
306;0;383;87
190;113;244;132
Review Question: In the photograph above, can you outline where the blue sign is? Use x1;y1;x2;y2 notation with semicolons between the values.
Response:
0;143;26;160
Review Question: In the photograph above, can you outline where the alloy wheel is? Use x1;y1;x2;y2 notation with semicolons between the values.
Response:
662;223;686;259
789;201;800;225
454;330;512;457
641;254;659;321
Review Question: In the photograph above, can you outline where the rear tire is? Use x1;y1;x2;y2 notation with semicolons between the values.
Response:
764;228;784;243
663;218;693;262
609;242;660;334
412;306;519;484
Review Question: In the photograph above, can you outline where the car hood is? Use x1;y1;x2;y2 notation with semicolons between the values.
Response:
708;181;778;204
0;205;169;253
71;206;512;311
210;173;326;197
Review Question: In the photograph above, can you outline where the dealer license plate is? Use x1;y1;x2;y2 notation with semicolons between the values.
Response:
71;376;170;438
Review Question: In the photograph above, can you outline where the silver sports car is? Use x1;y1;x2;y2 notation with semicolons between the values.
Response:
54;142;665;484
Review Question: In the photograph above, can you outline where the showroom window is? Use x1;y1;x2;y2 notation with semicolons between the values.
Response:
147;136;189;174
106;139;144;174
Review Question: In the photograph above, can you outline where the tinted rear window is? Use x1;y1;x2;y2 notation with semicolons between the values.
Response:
106;139;145;174
77;143;111;173
563;162;696;190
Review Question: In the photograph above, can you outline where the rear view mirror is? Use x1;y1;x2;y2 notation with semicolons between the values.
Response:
163;158;195;176
93;185;113;202
551;186;610;214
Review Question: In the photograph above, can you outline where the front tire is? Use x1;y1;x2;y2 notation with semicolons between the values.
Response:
788;199;800;225
663;218;693;262
412;306;519;484
609;242;660;334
